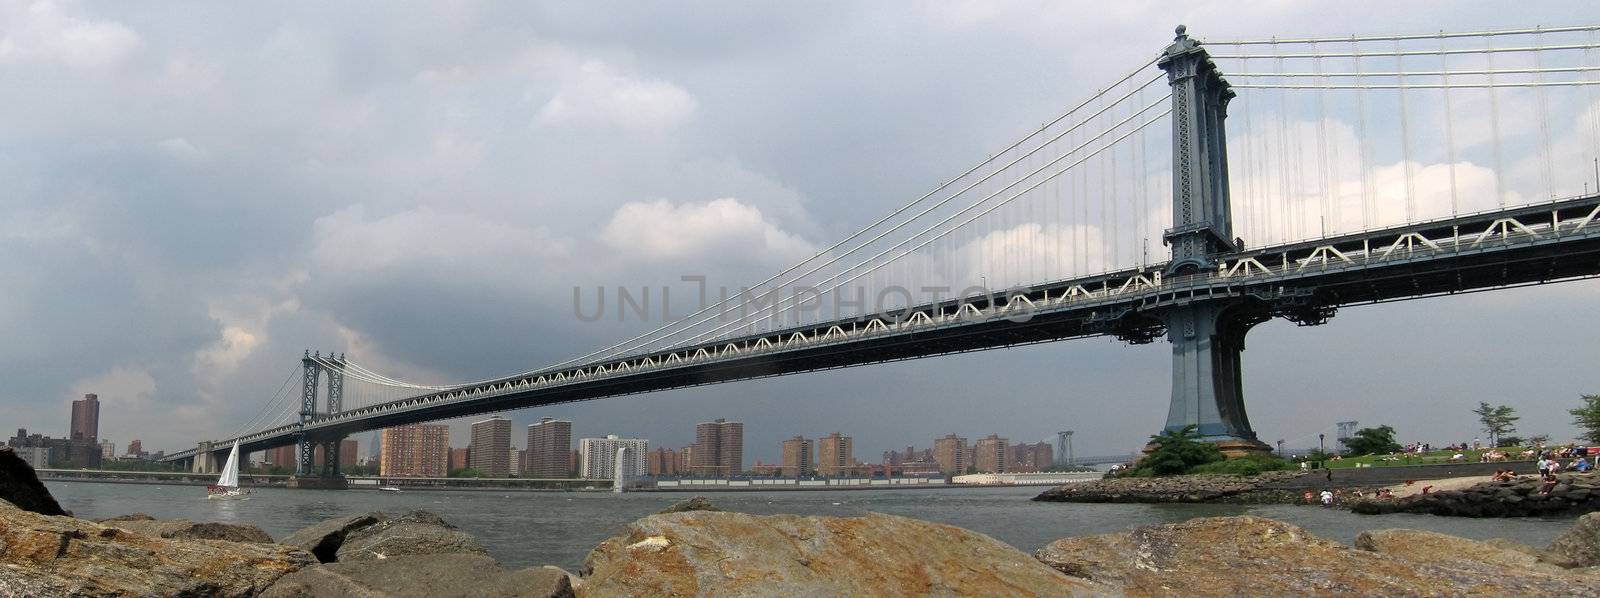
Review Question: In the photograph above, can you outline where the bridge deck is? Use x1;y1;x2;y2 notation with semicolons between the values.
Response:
167;194;1600;462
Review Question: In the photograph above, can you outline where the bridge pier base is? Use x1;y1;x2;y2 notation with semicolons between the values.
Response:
1158;302;1272;457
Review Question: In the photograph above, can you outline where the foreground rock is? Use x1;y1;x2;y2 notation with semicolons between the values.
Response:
1032;470;1304;503
1546;512;1600;568
0;447;68;516
335;510;490;562
0;500;313;596
263;553;572;598
101;516;275;543
1351;473;1600;517
583;510;1103;596
1354;528;1565;572
1036;515;1600;595
279;511;386;563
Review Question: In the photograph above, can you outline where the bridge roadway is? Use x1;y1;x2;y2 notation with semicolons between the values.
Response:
166;194;1600;466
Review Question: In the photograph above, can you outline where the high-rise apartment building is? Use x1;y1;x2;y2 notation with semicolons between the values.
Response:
526;417;573;478
675;445;695;473
469;416;512;476
311;439;359;469
932;434;969;475
1008;441;1053;472
99;439;115;459
693;419;743;477
70;393;100;441
380;424;449;477
125;439;143;459
647;447;678;476
780;436;813;477
267;445;296;469
816;432;852;477
973;434;1009;473
510;450;524;476
449;447;470;472
578;435;649;479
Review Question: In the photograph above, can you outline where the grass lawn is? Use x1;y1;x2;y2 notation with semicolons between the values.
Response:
1316;447;1538;469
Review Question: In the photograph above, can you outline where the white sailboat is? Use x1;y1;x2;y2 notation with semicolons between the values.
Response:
206;441;248;500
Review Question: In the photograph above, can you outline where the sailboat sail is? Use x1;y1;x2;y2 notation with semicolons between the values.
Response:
217;441;240;489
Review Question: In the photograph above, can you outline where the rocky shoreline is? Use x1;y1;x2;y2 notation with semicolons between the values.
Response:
1031;470;1317;504
1352;472;1600;518
6;449;1600;596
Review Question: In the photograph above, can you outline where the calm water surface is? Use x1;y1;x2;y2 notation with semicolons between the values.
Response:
47;482;1577;570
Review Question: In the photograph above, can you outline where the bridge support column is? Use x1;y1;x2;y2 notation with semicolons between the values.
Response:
1159;303;1271;455
192;441;216;474
1147;26;1267;456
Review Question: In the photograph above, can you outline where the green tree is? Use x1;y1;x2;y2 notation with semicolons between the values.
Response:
1571;394;1600;444
1342;425;1402;456
1473;402;1519;448
1135;425;1223;476
448;467;483;478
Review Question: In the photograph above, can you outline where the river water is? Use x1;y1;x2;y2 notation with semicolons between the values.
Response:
46;481;1577;570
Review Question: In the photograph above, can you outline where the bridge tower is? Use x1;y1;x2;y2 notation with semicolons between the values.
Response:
290;350;350;488
1152;26;1272;454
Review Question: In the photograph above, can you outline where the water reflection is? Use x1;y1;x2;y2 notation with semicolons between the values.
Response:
47;481;1577;571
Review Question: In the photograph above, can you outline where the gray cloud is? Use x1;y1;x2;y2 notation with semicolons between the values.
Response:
2;1;1597;465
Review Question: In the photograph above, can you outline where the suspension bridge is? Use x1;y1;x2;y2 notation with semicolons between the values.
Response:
164;25;1600;486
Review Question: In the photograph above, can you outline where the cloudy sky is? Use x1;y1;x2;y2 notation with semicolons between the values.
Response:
4;1;1598;464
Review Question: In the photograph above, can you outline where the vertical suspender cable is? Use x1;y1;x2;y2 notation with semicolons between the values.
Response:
1080;118;1089;274
1101;106;1112;271
1588;32;1600;196
1313;41;1333;235
1441;32;1459;216
1274;40;1293;240
1396;39;1417;223
1110;110;1121;269
1353;36;1375;229
1487;35;1507;207
1240;53;1260;244
1136;88;1150;262
1533;27;1555;199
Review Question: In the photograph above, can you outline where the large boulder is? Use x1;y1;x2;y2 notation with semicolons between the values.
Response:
1547;512;1600;568
102;517;275;544
335;510;489;562
1355;528;1563;572
0;447;67;516
0;500;313;596
1035;516;1600;595
657;495;721;514
280;511;385;563
262;553;573;598
583;510;1105;596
